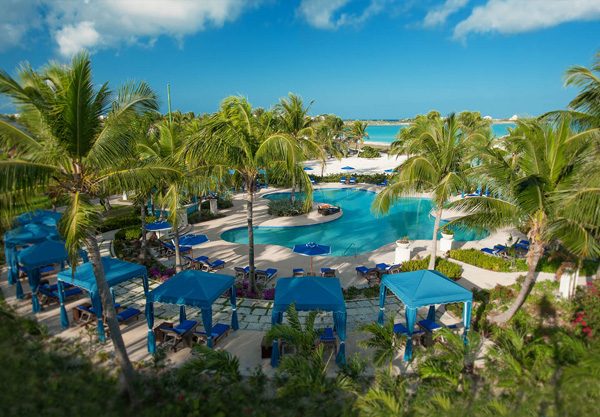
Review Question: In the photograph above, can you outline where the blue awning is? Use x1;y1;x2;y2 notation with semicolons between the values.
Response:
272;276;346;313
57;257;147;292
18;240;69;269
147;270;234;309
16;209;63;226
145;270;238;352
4;223;60;246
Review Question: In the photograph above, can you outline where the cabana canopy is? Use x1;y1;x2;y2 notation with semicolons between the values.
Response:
4;223;60;293
16;209;62;226
145;270;238;352
378;270;473;361
57;257;148;341
270;276;347;366
17;240;87;313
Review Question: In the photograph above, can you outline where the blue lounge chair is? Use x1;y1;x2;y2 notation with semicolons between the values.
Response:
377;179;389;186
193;323;231;346
75;302;122;323
340;176;346;184
494;245;507;251
320;267;336;277
256;268;277;283
520;240;530;245
18;264;55;277
355;266;376;277
293;268;305;277
516;240;530;250
481;247;502;256
393;323;408;336
200;259;226;271
39;286;83;305
310;176;317;185
376;263;390;271
349;177;356;184
160;320;198;351
317;327;337;353
234;266;249;280
117;308;142;324
419;319;442;332
41;282;74;292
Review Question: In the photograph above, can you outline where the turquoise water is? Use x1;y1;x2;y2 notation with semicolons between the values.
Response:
366;123;515;144
221;188;486;257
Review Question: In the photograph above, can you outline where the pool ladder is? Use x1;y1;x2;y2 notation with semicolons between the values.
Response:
343;243;357;258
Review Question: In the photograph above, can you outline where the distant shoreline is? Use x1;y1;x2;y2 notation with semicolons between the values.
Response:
361;120;515;126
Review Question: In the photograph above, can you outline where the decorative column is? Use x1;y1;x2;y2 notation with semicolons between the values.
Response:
439;232;454;253
394;240;411;264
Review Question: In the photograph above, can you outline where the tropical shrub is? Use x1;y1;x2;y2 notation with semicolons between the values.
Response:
200;198;233;210
572;279;600;339
187;210;225;224
449;249;527;272
489;284;516;304
343;285;380;300
114;225;143;241
99;214;157;233
267;199;306;216
358;146;381;158
401;255;463;280
314;173;388;185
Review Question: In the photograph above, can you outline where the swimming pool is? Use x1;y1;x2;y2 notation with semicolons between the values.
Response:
221;188;486;257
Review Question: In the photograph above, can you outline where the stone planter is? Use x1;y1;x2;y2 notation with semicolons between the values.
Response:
395;241;411;264
441;233;454;240
396;241;410;249
440;234;454;252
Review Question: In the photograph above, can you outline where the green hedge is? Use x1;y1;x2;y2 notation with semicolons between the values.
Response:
200;198;233;210
358;146;381;158
314;173;388;185
401;255;463;280
449;249;527;272
267;199;306;216
114;225;143;241
188;210;225;224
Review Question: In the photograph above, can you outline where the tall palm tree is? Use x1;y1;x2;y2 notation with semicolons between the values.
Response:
373;113;473;270
348;120;369;151
359;318;400;373
274;93;322;201
185;96;312;292
0;52;178;399
446;117;599;324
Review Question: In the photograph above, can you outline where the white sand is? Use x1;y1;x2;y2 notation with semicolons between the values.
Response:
303;154;407;176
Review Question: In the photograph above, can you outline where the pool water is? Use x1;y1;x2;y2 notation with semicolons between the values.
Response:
221;188;486;257
365;123;515;144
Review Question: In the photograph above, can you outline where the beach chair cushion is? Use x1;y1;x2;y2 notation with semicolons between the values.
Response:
263;268;277;277
166;320;198;335
480;247;500;255
355;266;373;276
207;259;225;269
349;177;356;184
293;268;305;276
376;263;390;270
195;323;231;344
419;319;442;332
393;323;408;335
318;327;336;341
117;308;141;323
340;177;346;183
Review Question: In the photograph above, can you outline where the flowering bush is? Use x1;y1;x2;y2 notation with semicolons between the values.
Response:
572;279;600;339
234;282;275;300
489;284;515;304
148;267;176;282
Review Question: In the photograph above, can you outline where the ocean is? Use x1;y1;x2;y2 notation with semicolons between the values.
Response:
365;123;515;144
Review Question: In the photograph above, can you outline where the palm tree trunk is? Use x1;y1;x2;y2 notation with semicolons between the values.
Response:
492;243;544;325
150;194;155;217
173;226;181;272
595;262;600;279
86;235;137;400
290;172;296;202
140;201;147;262
429;208;443;270
247;182;257;293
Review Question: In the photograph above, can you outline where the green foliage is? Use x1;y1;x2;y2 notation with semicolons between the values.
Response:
358;146;381;158
359;317;401;372
187;209;225;224
449;248;527;272
401;255;463;280
114;225;143;241
267;199;306;216
316;172;388;184
572;278;600;339
343;284;380;300
199;198;233;210
100;213;157;233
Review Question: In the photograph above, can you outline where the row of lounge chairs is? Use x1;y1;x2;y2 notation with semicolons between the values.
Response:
480;240;530;257
73;301;142;327
234;266;278;284
356;263;402;284
340;176;356;184
394;319;459;347
155;239;226;272
155;319;231;352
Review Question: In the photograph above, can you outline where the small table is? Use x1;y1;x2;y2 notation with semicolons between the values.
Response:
154;321;173;343
72;302;92;322
261;336;278;359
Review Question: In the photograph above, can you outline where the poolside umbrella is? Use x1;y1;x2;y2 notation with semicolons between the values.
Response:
178;234;210;261
292;242;331;276
303;167;313;171
341;166;354;171
145;220;172;238
384;169;394;173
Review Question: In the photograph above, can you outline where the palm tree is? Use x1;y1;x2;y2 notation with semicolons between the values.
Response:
265;303;322;358
348;120;369;151
0;52;178;399
373;113;474;270
185;96;312;292
359;318;401;373
446;117;599;324
274;93;322;201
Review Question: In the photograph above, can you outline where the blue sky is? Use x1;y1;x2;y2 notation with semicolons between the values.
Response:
1;0;600;119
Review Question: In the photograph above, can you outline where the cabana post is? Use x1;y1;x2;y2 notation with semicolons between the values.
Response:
378;270;473;361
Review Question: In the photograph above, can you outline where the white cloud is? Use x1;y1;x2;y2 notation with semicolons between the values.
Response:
423;0;469;28
453;0;600;40
297;0;393;30
0;0;263;57
56;21;101;57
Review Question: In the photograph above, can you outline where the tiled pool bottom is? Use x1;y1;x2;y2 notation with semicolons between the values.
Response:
112;280;403;331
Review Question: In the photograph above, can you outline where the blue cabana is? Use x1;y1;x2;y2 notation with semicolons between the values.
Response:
378;270;473;361
145;270;238;353
17;240;87;313
270;276;347;366
16;209;63;226
4;223;60;295
57;257;148;341
258;169;268;188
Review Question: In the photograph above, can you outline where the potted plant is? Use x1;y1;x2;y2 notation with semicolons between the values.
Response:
441;228;455;240
396;236;410;248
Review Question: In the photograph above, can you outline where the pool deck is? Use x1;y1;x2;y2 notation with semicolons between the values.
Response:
1;181;590;377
